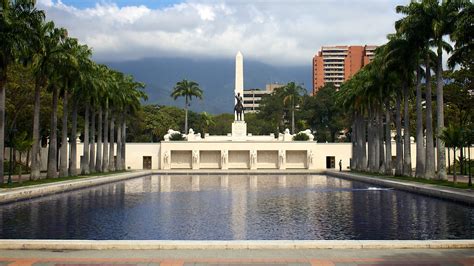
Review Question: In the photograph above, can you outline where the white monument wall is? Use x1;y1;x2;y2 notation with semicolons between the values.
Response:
31;142;472;171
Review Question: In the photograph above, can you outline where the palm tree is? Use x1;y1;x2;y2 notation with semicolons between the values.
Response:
440;125;462;184
95;65;110;172
464;128;473;186
430;1;453;180
122;77;146;169
448;2;473;69
396;1;437;179
281;82;305;134
58;38;81;178
1;0;44;182
383;35;421;177
70;43;92;176
12;132;32;184
171;79;203;134
29;21;67;180
39;27;67;179
200;112;215;134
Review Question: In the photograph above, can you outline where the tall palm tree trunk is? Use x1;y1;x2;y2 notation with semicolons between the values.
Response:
425;56;435;179
89;109;96;172
447;147;450;174
368;112;376;172
436;50;447;180
116;121;122;171
351;120;357;170
121;117;126;170
452;147;457;184
47;85;59;178
415;67;425;177
69;99;78;176
374;111;380;172
31;79;42;180
468;146;471;186
385;100;392;175
95;107;102;172
378;111;385;173
81;104;90;175
0;80;5;184
108;117;115;171
355;114;362;171
395;92;403;176
361;117;367;171
184;97;189;134
357;114;364;171
59;90;68;177
102;104;109;172
403;84;412;177
291;99;295;134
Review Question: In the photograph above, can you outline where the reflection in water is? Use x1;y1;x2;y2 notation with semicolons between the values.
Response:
0;174;473;240
249;176;258;190
278;175;286;188
220;175;228;188
160;175;171;192
192;175;200;191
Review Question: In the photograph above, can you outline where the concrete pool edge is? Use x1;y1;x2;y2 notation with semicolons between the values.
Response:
0;171;153;204
0;240;473;250
326;171;474;204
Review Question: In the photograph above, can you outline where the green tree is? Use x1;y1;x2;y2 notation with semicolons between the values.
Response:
11;132;32;184
300;84;346;142
281;82;305;134
170;79;203;134
440;125;462;184
1;0;44;182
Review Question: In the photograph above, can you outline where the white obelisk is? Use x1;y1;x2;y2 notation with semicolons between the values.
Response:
235;51;244;121
232;51;247;139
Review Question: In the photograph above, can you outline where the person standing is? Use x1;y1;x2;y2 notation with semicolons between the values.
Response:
339;159;342;172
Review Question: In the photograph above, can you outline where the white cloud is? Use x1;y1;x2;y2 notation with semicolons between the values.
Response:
37;0;406;66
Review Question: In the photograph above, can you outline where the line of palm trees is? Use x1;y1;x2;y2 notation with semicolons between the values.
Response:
1;1;146;183
337;0;472;180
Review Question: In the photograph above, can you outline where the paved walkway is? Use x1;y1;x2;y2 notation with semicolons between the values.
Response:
0;249;473;265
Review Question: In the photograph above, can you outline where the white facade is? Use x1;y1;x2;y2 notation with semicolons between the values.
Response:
30;142;473;173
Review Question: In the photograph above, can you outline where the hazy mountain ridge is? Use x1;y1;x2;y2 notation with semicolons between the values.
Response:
103;57;312;114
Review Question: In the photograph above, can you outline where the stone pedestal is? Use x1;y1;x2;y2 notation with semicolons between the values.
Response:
232;121;247;140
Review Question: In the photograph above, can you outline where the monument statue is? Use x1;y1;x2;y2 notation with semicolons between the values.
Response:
234;92;244;121
231;51;247;139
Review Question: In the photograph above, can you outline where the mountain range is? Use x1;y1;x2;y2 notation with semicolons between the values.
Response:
103;57;312;114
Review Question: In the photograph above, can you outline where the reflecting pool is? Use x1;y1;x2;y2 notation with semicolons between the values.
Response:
0;175;473;240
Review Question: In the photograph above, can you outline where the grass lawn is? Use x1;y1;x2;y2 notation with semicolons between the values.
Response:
352;171;473;190
0;170;127;189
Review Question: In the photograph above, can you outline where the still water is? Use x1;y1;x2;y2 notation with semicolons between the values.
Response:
0;175;473;240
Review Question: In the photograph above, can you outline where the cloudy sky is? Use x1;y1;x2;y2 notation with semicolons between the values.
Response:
37;0;406;66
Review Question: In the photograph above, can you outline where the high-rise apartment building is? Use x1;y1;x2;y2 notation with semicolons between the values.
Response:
312;45;377;94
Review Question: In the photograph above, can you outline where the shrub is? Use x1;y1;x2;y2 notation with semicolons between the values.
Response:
169;132;185;141
293;132;309;141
